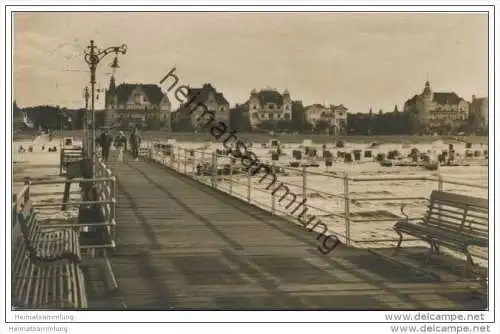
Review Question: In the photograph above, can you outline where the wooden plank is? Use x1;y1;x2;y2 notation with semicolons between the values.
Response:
81;158;484;310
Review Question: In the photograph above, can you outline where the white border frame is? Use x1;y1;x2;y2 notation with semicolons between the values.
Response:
2;1;497;330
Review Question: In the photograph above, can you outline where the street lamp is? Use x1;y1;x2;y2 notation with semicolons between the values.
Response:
83;40;127;174
83;86;89;153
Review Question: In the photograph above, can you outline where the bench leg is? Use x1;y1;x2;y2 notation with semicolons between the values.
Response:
433;242;440;255
393;230;404;256
464;253;474;279
424;239;435;265
103;250;119;292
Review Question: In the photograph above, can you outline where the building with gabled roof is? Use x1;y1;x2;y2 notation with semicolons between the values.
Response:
304;103;348;135
404;81;469;132
246;88;292;128
181;83;230;129
105;76;171;130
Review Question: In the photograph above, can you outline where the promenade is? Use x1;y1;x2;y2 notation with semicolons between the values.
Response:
84;157;485;310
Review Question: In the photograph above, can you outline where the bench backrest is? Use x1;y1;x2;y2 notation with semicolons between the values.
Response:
11;210;36;308
424;191;488;238
15;201;41;260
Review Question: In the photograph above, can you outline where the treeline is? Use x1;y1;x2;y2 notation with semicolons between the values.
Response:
14;101;486;135
347;108;420;135
13;102;105;130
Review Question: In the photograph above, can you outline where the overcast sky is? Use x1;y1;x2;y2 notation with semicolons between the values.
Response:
13;12;488;113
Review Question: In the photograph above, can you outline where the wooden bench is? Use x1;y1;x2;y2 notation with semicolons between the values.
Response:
12;211;87;309
393;190;488;277
17;201;82;263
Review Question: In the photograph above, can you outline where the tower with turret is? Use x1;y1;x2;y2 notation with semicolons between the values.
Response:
105;75;117;126
420;80;433;129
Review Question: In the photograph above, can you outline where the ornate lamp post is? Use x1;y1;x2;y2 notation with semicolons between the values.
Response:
83;86;89;153
83;40;127;173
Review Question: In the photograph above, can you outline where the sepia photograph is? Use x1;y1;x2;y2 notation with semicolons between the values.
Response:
4;2;496;332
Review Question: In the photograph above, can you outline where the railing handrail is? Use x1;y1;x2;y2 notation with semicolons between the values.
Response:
145;142;488;248
148;143;488;192
12;156;117;249
164;145;487;189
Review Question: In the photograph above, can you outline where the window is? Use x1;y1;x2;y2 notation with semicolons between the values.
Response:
220;107;225;112
253;105;257;109
285;106;289;110
252;112;258;118
284;113;290;120
268;104;275;109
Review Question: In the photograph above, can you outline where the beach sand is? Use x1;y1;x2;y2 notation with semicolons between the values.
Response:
144;138;488;251
11;135;487;260
12;136;80;221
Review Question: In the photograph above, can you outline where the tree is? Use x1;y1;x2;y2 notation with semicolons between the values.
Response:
171;114;193;132
315;120;332;134
229;104;251;132
291;101;313;133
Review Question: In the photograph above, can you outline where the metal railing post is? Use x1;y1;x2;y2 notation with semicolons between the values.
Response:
437;174;443;222
184;149;187;174
12;194;18;227
247;167;252;203
344;173;351;247
211;152;217;188
177;146;181;171
110;175;117;243
192;151;196;175
302;166;307;199
229;156;233;195
59;149;63;176
438;174;444;191
24;179;31;203
271;161;276;214
169;146;174;168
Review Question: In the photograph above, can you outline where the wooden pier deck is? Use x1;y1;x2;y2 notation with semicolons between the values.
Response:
84;158;486;310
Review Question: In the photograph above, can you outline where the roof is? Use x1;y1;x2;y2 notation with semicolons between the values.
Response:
254;90;284;106
332;104;348;111
405;92;466;107
113;84;168;105
404;94;419;107
305;104;326;109
187;84;229;106
432;92;463;105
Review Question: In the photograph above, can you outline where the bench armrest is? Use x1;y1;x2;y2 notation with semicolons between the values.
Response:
400;203;409;222
41;221;115;229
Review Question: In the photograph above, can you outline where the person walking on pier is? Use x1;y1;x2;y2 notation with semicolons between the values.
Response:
129;127;141;161
114;130;127;162
98;128;113;163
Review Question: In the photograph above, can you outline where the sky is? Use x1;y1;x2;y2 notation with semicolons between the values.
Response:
13;12;488;113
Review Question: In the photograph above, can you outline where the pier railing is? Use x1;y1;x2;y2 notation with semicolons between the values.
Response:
12;158;117;249
144;143;488;248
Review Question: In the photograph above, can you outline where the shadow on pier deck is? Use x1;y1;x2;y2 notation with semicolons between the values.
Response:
84;158;485;310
